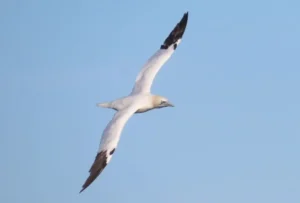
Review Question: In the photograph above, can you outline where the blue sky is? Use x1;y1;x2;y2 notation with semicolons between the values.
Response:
1;0;299;202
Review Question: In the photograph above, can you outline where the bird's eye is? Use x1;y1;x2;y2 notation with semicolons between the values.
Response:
160;100;167;105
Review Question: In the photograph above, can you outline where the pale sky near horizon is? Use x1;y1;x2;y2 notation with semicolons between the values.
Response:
1;0;300;202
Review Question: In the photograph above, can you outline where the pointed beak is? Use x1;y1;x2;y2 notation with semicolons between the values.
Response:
166;101;174;107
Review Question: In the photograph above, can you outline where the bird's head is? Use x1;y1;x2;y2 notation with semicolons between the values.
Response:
152;95;174;109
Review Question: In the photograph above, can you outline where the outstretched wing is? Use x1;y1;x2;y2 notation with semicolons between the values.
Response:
130;12;188;95
80;106;138;193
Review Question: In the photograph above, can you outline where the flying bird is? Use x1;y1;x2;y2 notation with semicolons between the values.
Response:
80;12;189;193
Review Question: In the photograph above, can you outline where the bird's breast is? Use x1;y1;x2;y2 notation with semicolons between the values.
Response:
135;107;154;114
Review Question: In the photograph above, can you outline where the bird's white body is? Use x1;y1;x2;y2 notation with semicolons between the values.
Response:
80;12;189;193
98;93;155;113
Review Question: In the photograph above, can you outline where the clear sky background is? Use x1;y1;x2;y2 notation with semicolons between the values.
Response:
1;0;299;202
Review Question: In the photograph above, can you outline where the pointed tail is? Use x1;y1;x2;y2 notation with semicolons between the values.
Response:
96;102;111;108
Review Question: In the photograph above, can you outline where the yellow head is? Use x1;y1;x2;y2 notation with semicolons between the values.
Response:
151;95;174;109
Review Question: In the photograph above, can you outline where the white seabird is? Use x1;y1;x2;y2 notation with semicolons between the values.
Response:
80;12;189;193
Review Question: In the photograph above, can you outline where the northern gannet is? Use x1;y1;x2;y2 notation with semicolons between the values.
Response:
80;12;188;193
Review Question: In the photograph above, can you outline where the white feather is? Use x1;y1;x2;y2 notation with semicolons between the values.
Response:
131;44;179;95
98;105;138;162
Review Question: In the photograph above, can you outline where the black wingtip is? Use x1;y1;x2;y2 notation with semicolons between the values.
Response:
79;151;108;193
79;188;85;193
160;12;189;50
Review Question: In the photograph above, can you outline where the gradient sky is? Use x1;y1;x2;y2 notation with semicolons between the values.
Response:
1;0;300;202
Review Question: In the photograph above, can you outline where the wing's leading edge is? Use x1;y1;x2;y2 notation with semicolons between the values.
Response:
80;106;137;193
131;12;188;95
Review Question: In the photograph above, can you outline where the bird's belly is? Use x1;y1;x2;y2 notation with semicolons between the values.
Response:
135;107;153;113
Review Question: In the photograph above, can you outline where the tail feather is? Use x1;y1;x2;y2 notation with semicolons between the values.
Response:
96;102;110;108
